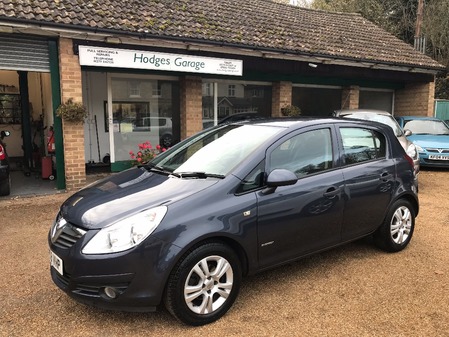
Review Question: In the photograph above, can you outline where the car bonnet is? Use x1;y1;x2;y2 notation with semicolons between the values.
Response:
60;167;219;229
409;134;449;148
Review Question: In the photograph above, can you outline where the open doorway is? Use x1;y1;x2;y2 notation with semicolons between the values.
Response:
0;70;57;197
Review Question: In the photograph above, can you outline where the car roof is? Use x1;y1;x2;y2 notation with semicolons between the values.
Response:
230;116;389;131
336;109;392;116
397;116;440;120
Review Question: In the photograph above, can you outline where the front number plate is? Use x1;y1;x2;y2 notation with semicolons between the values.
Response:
50;251;63;275
429;154;449;160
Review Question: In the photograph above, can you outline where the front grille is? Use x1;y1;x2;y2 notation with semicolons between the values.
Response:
54;272;129;297
426;148;449;153
53;223;86;249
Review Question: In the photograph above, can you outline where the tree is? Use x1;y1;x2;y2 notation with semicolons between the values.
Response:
311;0;449;98
311;0;418;44
272;0;312;7
423;1;449;66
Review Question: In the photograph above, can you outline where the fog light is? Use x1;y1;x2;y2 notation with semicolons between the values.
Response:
103;287;118;299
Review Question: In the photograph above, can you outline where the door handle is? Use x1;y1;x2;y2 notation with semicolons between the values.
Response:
380;172;393;181
323;187;340;198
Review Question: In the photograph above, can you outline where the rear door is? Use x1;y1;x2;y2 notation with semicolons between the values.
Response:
337;126;396;240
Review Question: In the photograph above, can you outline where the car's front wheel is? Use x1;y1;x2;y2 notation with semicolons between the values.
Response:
164;242;242;326
374;199;415;252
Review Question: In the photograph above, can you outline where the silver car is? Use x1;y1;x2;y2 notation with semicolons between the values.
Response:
334;109;420;177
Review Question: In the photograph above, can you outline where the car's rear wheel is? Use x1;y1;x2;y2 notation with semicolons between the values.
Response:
164;242;242;326
374;199;415;252
0;174;11;196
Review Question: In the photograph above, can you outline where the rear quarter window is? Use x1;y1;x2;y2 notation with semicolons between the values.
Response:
340;127;386;165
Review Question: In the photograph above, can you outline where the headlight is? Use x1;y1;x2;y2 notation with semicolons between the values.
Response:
414;143;424;152
82;206;167;255
406;143;418;159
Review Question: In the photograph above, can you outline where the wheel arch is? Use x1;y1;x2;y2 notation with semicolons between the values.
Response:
394;193;419;217
171;236;250;278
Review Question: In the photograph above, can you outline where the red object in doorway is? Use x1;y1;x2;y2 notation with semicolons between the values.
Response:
47;127;55;154
42;156;53;179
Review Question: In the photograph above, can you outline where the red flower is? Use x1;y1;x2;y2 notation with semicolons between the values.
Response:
129;141;163;165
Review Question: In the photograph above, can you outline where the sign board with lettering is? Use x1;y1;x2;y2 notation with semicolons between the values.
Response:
78;46;243;76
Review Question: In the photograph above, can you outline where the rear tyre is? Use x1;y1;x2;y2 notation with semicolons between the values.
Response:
374;199;415;252
164;242;242;326
0;174;11;196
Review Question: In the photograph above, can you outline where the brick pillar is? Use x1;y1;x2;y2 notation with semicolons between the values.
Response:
341;85;360;109
272;81;292;117
59;38;86;191
180;76;202;139
395;81;435;117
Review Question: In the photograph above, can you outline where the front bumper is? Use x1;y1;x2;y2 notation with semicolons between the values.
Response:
48;228;182;312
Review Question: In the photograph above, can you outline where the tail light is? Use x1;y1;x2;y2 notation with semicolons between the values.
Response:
404;154;414;172
0;144;5;160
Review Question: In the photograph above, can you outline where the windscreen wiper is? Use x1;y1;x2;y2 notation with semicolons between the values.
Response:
171;172;225;179
143;163;173;175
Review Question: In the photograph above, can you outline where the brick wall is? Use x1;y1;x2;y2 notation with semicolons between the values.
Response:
180;76;203;139
341;86;360;109
58;38;86;190
272;81;292;117
395;81;435;116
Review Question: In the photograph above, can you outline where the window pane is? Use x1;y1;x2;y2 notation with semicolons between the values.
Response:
270;129;333;178
340;128;386;164
110;78;178;161
202;82;272;129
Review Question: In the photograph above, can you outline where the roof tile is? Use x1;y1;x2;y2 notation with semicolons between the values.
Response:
0;0;444;70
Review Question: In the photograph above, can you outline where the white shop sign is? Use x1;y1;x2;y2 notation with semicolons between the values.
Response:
78;45;243;76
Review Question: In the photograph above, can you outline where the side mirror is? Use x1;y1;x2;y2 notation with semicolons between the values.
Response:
404;129;412;136
267;169;298;187
262;169;297;194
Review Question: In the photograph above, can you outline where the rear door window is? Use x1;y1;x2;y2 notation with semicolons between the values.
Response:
340;127;386;165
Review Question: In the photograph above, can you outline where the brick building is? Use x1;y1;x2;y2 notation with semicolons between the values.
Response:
0;0;444;191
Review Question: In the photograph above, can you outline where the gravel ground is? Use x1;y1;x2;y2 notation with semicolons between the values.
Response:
1;170;449;337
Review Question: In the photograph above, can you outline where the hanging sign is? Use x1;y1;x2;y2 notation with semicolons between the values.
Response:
78;45;243;76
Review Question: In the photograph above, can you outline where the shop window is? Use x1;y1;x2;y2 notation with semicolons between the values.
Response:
104;101;150;132
108;76;179;164
202;81;272;128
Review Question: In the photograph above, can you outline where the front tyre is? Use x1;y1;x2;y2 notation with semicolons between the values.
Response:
374;199;415;252
164;242;242;326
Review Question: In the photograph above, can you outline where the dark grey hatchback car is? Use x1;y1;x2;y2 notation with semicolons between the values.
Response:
49;118;419;326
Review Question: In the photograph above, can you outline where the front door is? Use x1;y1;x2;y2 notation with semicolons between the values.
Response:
256;127;345;269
